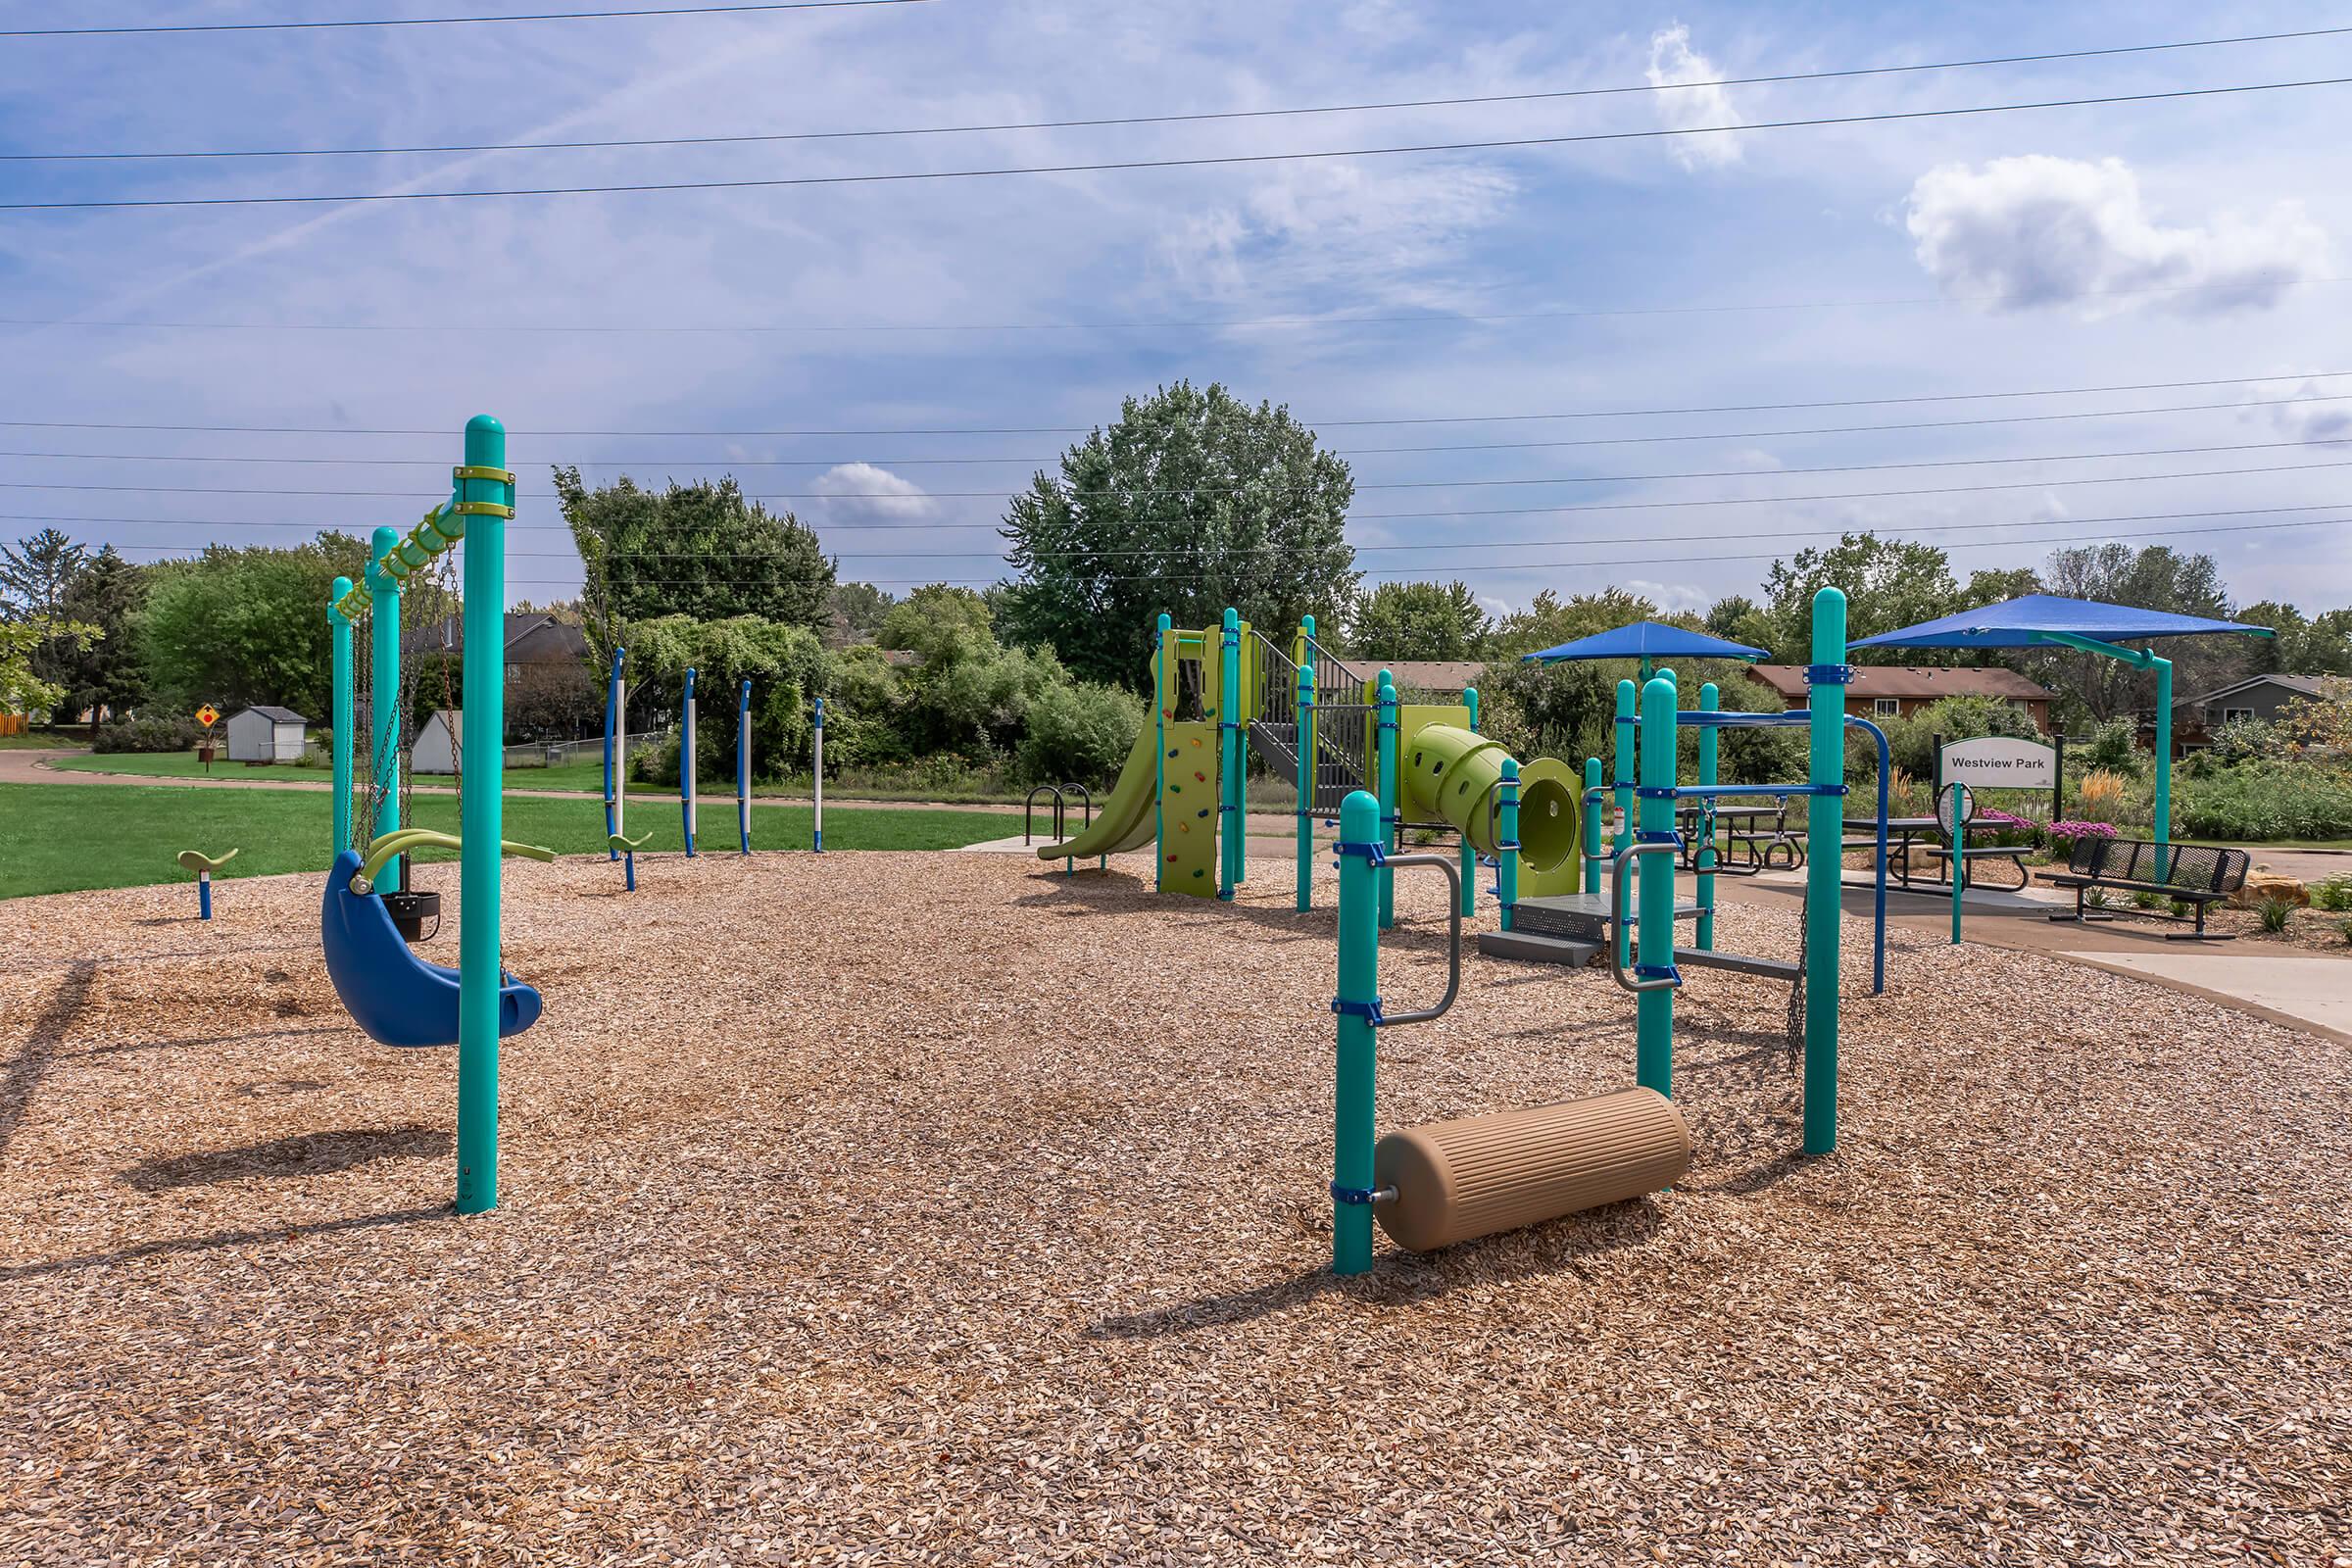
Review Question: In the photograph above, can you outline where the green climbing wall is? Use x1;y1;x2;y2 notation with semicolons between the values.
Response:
1159;720;1219;897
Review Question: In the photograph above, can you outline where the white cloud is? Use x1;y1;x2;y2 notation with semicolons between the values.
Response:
2264;380;2352;444
809;464;935;523
1646;24;1743;172
1627;578;1710;613
1903;155;2328;317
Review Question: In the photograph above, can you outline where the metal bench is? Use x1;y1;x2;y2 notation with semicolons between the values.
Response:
2043;837;2250;940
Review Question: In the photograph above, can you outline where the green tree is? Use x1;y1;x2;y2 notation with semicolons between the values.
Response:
1346;580;1491;660
621;613;829;785
0;527;88;621
1963;565;2039;607
1763;534;1961;660
133;532;368;719
55;547;152;731
2;616;98;717
878;584;996;669
1489;587;1663;660
999;381;1357;688
2037;544;2243;720
828;580;896;645
560;467;836;669
2239;602;2352;677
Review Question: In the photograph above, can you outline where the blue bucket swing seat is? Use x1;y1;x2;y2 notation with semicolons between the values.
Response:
321;840;546;1049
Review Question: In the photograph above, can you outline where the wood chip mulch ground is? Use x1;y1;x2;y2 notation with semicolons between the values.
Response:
1;849;2346;1565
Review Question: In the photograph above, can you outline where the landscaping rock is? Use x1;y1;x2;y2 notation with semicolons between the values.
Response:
2230;866;2311;908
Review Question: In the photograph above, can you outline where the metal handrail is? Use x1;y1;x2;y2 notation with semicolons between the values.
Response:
1064;782;1093;835
1023;785;1065;845
1608;841;1685;994
1375;853;1462;1027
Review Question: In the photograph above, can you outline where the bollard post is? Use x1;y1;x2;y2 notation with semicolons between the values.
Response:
1332;790;1382;1276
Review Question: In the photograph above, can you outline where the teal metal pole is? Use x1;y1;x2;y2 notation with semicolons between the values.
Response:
329;576;354;857
1803;587;1847;1156
1152;616;1170;891
1583;757;1602;894
1696;682;1718;953
1612;678;1636;969
1296;659;1314;910
1376;670;1398;931
1636;674;1677;1097
1458;686;1479;917
1218;608;1241;901
2151;649;2173;878
1950;784;1967;947
456;415;511;1215
1333;789;1381;1275
1496;759;1520;931
366;523;402;852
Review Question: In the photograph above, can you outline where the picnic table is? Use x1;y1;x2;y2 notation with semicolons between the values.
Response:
1845;815;2029;890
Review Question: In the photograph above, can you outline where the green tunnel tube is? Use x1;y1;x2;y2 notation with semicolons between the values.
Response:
1397;723;1582;892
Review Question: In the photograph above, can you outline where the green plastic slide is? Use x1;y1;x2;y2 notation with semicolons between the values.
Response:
1036;723;1159;862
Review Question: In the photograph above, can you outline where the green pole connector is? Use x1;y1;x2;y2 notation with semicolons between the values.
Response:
1296;657;1314;911
1219;608;1242;901
1333;788;1382;1276
1583;757;1603;895
330;576;354;858
1636;674;1677;1098
1697;682;1719;953
1376;670;1398;932
1458;686;1479;918
455;415;510;1216
366;523;403;861
1496;758;1520;931
1803;587;1847;1156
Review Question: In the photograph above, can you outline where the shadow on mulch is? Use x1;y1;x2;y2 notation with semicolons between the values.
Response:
70;1024;346;1061
0;1204;449;1283
123;1125;451;1193
1086;1200;1664;1341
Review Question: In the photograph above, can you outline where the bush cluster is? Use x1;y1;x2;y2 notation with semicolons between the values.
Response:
2174;760;2352;842
91;714;204;753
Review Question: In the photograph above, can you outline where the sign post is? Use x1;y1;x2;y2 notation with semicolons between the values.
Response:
1936;781;1977;946
195;704;220;771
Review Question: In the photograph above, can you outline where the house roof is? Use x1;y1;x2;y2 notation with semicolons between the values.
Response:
1749;664;2052;702
237;705;307;723
400;612;588;662
2184;671;2332;708
1330;658;1486;693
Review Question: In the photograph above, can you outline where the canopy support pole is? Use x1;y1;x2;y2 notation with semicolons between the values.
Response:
2031;630;2174;873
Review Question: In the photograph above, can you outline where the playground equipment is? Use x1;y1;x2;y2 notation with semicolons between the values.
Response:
811;695;824;854
322;416;545;1214
175;848;239;920
680;666;698;858
1025;782;1102;875
1037;610;1585;906
1327;790;1692;1273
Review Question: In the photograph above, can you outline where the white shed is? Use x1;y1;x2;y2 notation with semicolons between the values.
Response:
413;710;463;775
224;705;307;763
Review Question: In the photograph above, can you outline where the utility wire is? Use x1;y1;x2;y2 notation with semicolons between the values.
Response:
8;368;2345;436
11;75;2349;211
7;435;2345;498
1;0;929;38
12;23;2349;157
2;392;2341;467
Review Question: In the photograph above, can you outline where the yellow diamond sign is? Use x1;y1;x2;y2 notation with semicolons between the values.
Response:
196;704;220;728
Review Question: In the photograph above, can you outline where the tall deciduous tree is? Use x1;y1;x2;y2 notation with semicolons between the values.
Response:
1763;534;1962;660
999;381;1357;688
2037;543;2245;719
133;532;368;719
559;467;837;671
56;547;152;730
1346;580;1491;661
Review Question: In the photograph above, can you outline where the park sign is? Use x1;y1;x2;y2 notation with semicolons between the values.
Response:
1940;734;2055;790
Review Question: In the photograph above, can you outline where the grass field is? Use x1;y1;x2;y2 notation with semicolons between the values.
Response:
0;781;1010;899
52;751;616;793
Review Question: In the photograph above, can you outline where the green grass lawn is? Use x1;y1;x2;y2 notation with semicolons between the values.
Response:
53;751;618;793
0;781;1012;899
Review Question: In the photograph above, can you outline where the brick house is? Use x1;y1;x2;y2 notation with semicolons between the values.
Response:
1747;664;2055;733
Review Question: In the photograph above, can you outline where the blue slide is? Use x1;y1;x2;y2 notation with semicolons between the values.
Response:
321;850;543;1049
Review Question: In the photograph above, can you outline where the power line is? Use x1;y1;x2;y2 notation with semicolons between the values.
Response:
11;275;2349;337
3;391;2341;468
15;23;2349;158
12;75;2350;211
1;0;929;38
7;435;2345;498
8;368;2345;437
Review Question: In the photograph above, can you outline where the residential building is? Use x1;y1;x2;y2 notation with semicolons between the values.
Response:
1747;664;2054;732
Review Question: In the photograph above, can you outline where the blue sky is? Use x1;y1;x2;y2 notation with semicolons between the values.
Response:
1;0;2347;620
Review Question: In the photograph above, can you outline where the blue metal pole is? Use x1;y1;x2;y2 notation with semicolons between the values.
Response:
198;872;213;921
1458;686;1479;917
738;676;752;855
329;576;354;857
603;645;625;859
812;696;824;853
455;414;513;1215
1376;670;1398;932
680;665;697;858
1333;789;1381;1276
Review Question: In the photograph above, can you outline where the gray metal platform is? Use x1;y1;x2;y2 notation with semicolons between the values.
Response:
1511;892;1702;946
1476;929;1601;967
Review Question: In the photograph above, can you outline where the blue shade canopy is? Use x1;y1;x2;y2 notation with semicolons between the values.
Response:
1523;619;1767;663
1848;594;2272;650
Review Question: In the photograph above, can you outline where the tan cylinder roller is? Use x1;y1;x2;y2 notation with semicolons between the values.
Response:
1373;1087;1691;1252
